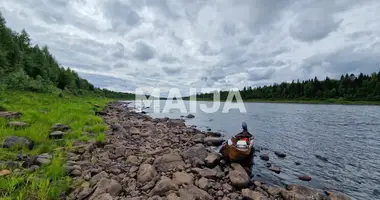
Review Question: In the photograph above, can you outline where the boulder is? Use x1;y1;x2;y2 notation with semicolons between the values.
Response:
181;144;208;161
269;166;281;174
172;171;194;185
167;119;186;127
206;132;222;137
2;136;34;150
153;153;185;172
185;114;195;118
149;176;179;197
260;154;269;161
197;177;208;189
298;175;312;181
326;192;352;200
36;153;52;165
315;154;328;162
179;185;213;200
282;184;323;200
274;151;286;158
228;164;250;188
204;137;225;146
192;134;205;144
49;131;66;139
0;111;22;119
50;123;70;132
137;164;158;185
0;169;11;176
88;178;122;200
167;193;180;200
204;152;223;168
192;168;218;179
242;188;268;200
7;121;29;129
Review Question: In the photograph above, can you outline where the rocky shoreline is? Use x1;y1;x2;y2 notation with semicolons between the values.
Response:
63;101;352;200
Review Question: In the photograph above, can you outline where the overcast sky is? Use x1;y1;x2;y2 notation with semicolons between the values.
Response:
1;0;379;96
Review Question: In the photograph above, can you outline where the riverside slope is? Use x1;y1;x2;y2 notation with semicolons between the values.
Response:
64;102;352;200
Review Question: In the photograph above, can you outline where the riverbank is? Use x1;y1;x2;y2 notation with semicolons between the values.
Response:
183;98;380;105
62;101;352;200
0;91;113;199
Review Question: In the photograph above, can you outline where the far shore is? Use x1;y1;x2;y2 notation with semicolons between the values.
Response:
179;98;380;106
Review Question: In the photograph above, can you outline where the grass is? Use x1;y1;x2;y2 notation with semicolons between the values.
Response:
184;98;380;105
0;90;117;200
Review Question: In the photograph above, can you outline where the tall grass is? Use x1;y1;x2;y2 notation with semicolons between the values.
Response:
0;91;112;199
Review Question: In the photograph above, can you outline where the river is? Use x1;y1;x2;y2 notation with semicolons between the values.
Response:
126;100;380;200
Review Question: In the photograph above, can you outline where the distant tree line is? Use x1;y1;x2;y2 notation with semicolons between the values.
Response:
0;12;135;99
192;72;380;102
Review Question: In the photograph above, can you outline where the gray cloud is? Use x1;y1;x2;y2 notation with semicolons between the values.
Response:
0;0;379;95
290;13;342;42
162;66;182;75
133;41;156;61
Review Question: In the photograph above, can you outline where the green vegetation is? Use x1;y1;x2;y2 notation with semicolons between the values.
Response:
0;91;111;199
186;71;380;105
0;11;134;99
0;12;135;199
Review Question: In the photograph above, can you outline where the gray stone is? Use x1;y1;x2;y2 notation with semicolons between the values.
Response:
2;136;34;150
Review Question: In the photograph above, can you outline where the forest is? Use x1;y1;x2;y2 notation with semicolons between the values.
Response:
192;72;380;102
0;12;135;99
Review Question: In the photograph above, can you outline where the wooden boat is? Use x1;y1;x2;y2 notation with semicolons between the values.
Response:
219;136;254;162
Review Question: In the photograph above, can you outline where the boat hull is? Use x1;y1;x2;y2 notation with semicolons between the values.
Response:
219;139;254;162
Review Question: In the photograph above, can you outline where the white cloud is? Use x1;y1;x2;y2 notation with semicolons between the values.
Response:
1;0;380;96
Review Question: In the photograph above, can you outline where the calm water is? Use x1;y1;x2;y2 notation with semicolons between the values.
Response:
126;100;380;200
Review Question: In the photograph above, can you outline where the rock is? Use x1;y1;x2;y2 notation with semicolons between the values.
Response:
228;164;250;188
149;176;179;196
167;193;180;200
167;119;186;127
153;153;185;172
0;111;22;119
181;144;209;161
51;123;70;132
7;121;29;129
242;188;267;200
2;136;34;150
283;184;322;199
204;137;225;146
36;153;51;165
198;177;208;189
179;185;213;200
269;166;281;174
298;175;312;181
173;171;194;185
89;178;122;200
192;168;218;179
204;152;223;168
185;114;195;118
90;171;109;186
137;164;158;185
274;151;286;158
49;131;66;139
126;155;140;165
259;154;269;161
326;192;352;200
192;134;206;144
71;169;82;176
315;154;328;162
92;193;113;200
206;132;222;137
0;170;11;176
295;162;301;165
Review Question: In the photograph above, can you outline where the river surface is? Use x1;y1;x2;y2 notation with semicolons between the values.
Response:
125;100;380;200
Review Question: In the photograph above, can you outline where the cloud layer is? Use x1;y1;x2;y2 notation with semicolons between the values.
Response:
1;0;379;96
